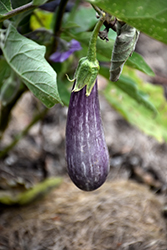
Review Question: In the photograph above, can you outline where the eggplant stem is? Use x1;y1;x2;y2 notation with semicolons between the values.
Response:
87;12;105;62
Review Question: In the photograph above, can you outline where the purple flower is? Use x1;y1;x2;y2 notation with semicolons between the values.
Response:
50;39;82;63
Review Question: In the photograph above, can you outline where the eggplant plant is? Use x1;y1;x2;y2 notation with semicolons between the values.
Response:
0;0;167;195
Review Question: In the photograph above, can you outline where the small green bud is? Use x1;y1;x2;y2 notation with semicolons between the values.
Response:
73;57;99;96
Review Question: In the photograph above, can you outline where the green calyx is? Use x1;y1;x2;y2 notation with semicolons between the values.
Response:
70;12;105;96
72;57;99;96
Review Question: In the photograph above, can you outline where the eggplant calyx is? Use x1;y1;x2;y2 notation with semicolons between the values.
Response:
72;57;99;96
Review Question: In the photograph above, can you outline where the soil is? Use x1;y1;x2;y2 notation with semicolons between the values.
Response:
0;179;166;250
0;34;167;249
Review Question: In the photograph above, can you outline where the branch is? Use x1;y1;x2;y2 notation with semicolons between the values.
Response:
0;2;37;23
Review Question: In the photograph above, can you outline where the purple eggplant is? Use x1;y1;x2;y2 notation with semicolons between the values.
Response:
66;79;110;191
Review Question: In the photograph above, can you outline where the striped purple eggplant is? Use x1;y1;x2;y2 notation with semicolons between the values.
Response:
66;79;110;191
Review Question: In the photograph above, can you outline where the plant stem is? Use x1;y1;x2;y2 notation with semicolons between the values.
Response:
87;13;105;62
52;0;69;52
91;4;102;16
0;108;48;158
0;3;36;23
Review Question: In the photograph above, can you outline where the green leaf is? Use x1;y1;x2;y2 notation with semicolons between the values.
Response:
0;75;21;106
0;0;12;14
11;0;31;9
0;58;11;88
26;28;53;46
1;24;62;108
126;52;155;77
70;31;154;76
57;79;71;106
72;6;97;33
115;75;157;113
33;0;48;5
62;21;80;30
30;9;53;30
87;0;167;44
103;69;167;142
99;66;157;114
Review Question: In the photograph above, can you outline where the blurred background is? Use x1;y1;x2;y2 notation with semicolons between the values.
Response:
0;1;167;249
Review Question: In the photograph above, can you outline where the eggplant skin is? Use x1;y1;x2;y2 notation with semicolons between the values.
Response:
66;80;110;191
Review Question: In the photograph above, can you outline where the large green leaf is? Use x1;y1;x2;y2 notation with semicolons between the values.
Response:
87;0;167;44
0;0;12;14
103;68;167;142
70;31;154;77
0;24;62;108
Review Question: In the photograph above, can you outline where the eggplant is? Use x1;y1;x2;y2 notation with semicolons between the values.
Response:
66;79;110;191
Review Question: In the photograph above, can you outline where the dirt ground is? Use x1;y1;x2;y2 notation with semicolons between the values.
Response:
0;34;167;249
0;179;166;250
